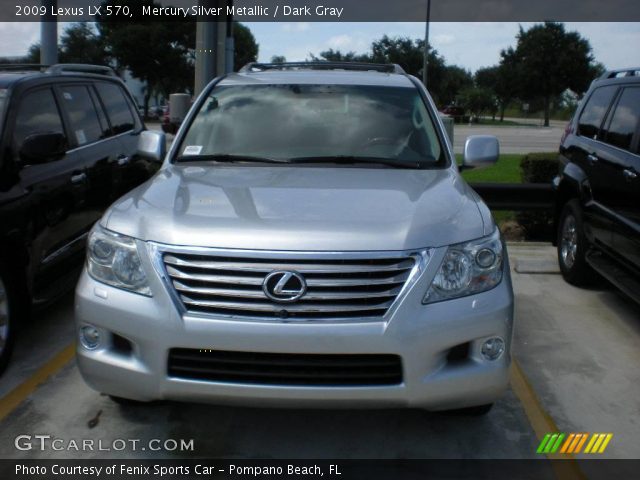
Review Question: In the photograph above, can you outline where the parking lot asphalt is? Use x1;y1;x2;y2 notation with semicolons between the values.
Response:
452;124;565;154
0;244;638;461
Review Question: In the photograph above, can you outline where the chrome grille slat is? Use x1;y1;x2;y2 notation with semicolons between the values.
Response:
179;296;394;313
161;250;418;321
172;281;401;300
164;255;414;273
167;264;409;287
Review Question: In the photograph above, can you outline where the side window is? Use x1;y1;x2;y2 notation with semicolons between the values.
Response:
577;86;618;139
602;87;640;153
95;82;137;135
12;88;65;158
59;85;104;146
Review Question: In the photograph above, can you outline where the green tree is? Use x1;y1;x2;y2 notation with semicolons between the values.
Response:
270;55;287;64
512;22;600;126
59;23;109;65
440;65;473;106
309;35;473;106
309;48;371;62
460;86;496;121
233;22;259;71
96;1;194;115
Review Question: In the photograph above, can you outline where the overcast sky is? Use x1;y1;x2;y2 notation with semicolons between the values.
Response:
1;22;639;73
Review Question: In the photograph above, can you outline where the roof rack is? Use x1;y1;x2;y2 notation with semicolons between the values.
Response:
0;64;48;72
240;61;406;74
599;68;640;79
47;64;116;76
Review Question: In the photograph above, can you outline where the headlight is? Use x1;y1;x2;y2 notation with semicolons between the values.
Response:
423;228;504;304
87;224;151;296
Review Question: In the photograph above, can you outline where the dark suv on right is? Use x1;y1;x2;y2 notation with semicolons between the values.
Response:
555;68;640;304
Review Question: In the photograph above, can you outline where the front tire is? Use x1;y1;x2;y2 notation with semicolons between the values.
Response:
0;262;16;376
557;199;597;286
441;403;494;416
108;395;149;406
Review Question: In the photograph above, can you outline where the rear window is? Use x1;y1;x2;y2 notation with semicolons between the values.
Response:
60;85;105;146
12;88;64;157
95;82;137;135
602;87;640;152
578;86;618;139
178;84;445;168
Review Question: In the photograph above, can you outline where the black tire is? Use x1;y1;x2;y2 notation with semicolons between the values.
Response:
0;261;16;376
108;395;149;406
557;199;597;286
441;403;494;416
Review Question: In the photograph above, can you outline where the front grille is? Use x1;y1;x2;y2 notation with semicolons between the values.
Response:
161;250;417;320
168;349;403;386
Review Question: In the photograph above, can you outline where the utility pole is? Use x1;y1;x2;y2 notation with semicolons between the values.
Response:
225;0;235;73
40;0;58;65
422;0;431;87
194;0;228;96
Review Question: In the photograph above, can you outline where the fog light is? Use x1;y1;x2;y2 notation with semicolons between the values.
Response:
80;325;101;349
481;337;505;361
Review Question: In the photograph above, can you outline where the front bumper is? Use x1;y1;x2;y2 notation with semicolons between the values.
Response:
75;246;514;410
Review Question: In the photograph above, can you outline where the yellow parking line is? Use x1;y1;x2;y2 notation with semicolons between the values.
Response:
510;358;586;480
0;343;76;422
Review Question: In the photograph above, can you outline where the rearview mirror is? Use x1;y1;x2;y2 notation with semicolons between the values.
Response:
462;135;499;169
19;132;66;164
138;130;166;163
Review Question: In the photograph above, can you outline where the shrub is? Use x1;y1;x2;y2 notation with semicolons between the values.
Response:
520;152;560;183
516;152;560;241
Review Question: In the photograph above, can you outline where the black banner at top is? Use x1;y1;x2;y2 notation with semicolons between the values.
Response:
5;0;640;22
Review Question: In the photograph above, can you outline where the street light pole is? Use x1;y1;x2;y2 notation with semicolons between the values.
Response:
40;0;58;65
422;0;431;87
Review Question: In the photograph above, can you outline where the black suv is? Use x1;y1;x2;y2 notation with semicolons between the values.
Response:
555;68;640;303
0;64;163;372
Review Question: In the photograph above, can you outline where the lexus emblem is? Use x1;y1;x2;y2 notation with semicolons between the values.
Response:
263;271;307;303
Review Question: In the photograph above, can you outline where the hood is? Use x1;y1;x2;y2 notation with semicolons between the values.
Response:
102;164;489;251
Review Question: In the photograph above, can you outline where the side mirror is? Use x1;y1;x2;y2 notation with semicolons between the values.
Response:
462;135;499;169
138;130;166;163
19;132;66;164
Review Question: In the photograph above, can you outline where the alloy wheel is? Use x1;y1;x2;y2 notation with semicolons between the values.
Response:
560;214;578;270
0;276;8;355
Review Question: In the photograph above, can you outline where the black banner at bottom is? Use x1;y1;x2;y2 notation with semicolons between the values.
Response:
2;459;640;480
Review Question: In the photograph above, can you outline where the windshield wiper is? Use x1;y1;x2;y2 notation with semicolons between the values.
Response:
287;156;422;169
176;154;288;164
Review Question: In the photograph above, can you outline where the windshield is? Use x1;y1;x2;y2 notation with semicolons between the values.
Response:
177;84;445;168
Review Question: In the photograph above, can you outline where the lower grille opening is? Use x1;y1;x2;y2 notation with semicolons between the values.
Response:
168;349;403;386
111;334;133;356
446;342;471;365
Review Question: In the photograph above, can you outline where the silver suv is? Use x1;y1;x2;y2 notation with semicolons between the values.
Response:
75;62;514;414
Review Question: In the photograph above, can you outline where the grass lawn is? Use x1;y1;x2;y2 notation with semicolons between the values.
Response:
473;118;535;127
457;153;523;183
457;153;524;226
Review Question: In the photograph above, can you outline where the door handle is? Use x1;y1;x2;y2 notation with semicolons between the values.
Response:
117;155;130;166
70;172;87;184
623;169;638;181
586;153;599;164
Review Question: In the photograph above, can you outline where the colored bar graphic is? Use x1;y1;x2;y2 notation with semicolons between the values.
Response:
550;433;565;453
584;434;599;453
598;434;613;453
575;433;589;453
538;433;612;455
560;433;575;453
537;433;552;454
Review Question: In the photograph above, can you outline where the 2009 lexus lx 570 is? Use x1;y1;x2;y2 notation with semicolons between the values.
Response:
75;62;514;414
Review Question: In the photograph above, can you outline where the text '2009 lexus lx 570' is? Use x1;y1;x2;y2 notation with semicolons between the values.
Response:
75;62;514;414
